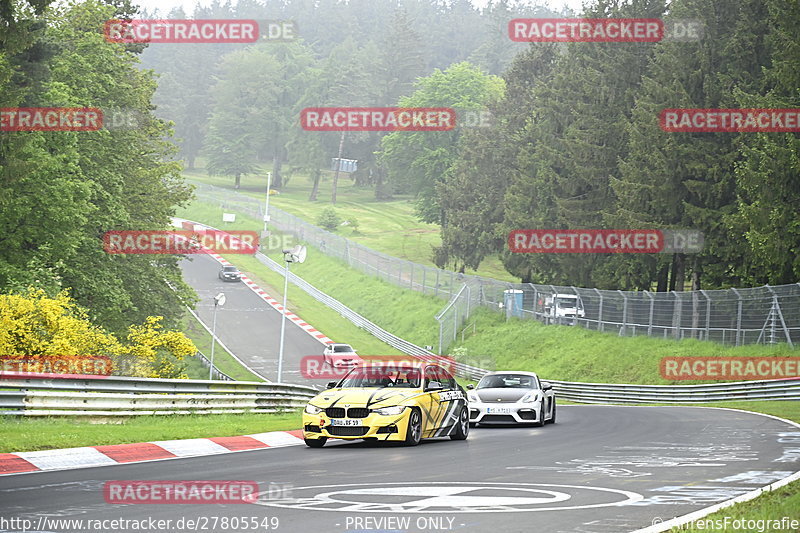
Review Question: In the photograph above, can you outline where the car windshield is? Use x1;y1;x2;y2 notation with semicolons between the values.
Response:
333;345;353;353
222;266;238;272
338;366;421;388
477;374;538;390
555;297;578;307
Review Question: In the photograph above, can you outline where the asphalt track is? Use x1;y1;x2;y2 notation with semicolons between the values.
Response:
180;254;324;387
1;406;798;533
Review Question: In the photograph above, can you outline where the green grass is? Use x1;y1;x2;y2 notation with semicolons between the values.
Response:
179;311;265;382
184;168;516;282
178;199;797;386
0;412;302;453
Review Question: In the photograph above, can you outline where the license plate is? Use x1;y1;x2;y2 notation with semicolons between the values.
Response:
486;407;512;414
329;419;361;426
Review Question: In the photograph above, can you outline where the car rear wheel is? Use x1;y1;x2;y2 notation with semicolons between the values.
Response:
304;437;327;448
404;408;422;446
450;407;469;440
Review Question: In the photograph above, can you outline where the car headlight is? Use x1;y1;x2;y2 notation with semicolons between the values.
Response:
305;404;324;415
372;405;406;416
521;392;541;403
467;392;479;403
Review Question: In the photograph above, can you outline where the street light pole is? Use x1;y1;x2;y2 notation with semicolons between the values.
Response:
263;171;272;235
277;259;290;383
209;292;225;380
276;246;306;383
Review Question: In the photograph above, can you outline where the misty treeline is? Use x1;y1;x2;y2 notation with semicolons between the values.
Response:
146;0;799;293
0;0;196;333
439;0;800;291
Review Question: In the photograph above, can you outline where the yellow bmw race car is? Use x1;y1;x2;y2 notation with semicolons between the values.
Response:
302;361;469;447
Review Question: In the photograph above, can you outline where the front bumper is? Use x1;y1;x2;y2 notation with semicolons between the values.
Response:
302;408;412;441
468;399;543;424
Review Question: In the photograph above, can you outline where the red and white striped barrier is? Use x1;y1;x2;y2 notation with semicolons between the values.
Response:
0;430;304;476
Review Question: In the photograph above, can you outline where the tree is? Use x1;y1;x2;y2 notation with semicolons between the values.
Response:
379;62;504;224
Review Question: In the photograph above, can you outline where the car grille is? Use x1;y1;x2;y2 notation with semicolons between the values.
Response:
469;409;479;419
326;426;369;437
376;425;398;434
347;408;370;418
325;407;345;418
481;415;517;423
518;410;536;420
304;424;321;433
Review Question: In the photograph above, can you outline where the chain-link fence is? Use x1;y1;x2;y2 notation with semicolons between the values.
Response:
193;183;800;354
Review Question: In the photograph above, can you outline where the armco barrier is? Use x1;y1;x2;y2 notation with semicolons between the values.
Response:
549;377;800;403
0;375;318;416
182;220;800;403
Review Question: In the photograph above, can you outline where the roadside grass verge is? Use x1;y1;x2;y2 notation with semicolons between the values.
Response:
178;200;796;386
184;170;516;281
0;412;302;453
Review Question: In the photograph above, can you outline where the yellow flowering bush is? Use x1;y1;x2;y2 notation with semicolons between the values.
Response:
0;288;196;379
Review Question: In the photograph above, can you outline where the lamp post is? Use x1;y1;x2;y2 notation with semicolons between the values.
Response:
263;171;272;236
277;245;306;382
209;292;226;380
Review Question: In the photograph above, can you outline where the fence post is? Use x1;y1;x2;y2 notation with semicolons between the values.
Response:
422;268;427;295
700;289;711;341
435;270;440;298
595;288;604;332
671;291;682;339
731;287;742;346
618;290;628;336
410;262;415;290
532;285;539;321
450;271;454;299
645;291;654;336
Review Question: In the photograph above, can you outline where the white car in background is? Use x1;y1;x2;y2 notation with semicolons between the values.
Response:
467;371;555;427
322;343;362;369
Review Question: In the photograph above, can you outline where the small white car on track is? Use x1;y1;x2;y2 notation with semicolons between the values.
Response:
467;371;555;426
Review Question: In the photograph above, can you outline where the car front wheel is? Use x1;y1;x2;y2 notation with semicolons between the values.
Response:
404;408;422;446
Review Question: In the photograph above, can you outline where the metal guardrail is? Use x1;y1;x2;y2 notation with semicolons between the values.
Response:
253;250;487;382
195;351;233;381
0;375;318;416
549;378;800;403
192;222;798;402
194;182;800;351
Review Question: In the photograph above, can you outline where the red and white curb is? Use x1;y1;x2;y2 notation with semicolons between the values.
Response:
209;252;333;345
0;430;305;476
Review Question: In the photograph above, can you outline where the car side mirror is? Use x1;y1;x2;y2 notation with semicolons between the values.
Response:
326;381;337;389
425;380;444;392
466;384;474;390
541;381;553;391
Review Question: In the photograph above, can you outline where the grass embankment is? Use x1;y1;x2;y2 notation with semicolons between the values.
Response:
185;169;516;282
177;200;795;386
0;412;302;453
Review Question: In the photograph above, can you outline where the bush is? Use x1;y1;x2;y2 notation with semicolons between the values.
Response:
347;217;360;234
317;207;342;231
